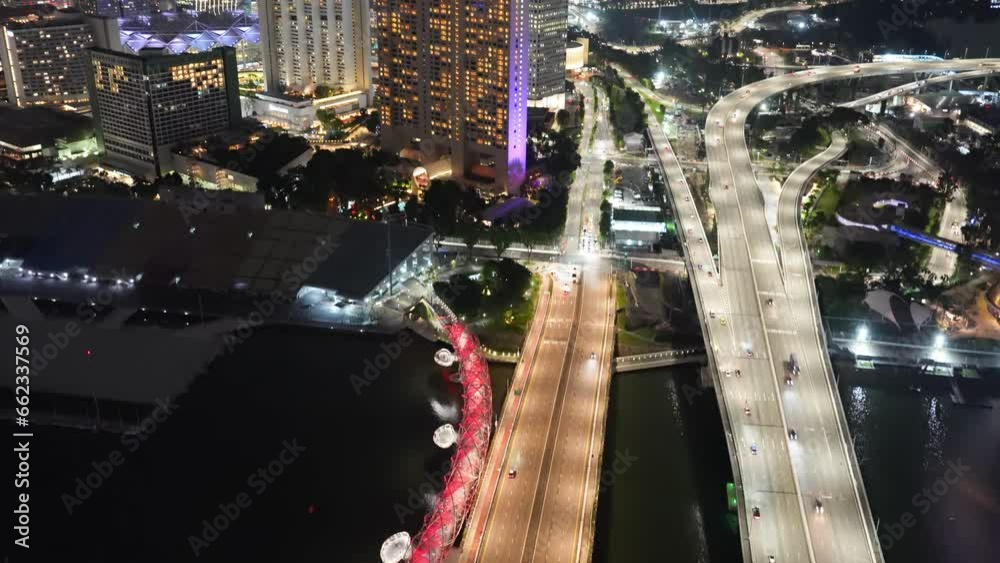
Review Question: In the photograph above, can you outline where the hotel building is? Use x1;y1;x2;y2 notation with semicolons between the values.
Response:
0;11;99;107
258;0;372;100
528;0;567;108
374;0;529;192
86;46;241;177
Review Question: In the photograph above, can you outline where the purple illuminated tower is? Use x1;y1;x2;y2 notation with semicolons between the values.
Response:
375;0;530;194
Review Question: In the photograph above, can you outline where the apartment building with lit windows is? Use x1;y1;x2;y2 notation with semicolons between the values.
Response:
374;0;529;192
0;11;96;107
77;0;156;17
528;0;567;108
259;0;372;100
86;46;241;177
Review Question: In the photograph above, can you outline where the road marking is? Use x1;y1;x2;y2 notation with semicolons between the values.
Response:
767;328;798;336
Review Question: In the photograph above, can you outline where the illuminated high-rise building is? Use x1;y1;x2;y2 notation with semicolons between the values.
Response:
259;0;372;98
0;11;96;107
86;47;241;177
77;0;157;17
527;0;567;108
374;0;529;192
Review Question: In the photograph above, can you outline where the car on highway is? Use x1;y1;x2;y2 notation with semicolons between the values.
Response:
720;316;727;326
815;499;824;514
750;444;757;455
685;195;690;201
789;353;800;375
785;374;794;386
724;184;730;190
768;557;775;563
752;506;761;519
744;346;753;358
709;311;716;318
508;469;517;479
590;351;596;360
853;64;861;73
789;428;797;440
766;298;774;306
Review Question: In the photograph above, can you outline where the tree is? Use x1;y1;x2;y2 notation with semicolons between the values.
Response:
936;172;959;201
488;228;513;259
317;109;345;137
422;180;463;235
364;110;381;133
556;109;571;129
460;223;481;258
299;148;395;213
599;200;612;241
313;84;342;98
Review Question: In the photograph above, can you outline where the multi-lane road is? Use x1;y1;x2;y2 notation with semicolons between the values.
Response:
705;60;1000;563
640;59;1000;563
464;80;616;563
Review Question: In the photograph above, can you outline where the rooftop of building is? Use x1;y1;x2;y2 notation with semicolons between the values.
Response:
0;106;93;149
0;6;86;28
0;193;434;301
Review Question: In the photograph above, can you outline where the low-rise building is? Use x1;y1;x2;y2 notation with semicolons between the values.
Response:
0;105;98;167
246;90;369;133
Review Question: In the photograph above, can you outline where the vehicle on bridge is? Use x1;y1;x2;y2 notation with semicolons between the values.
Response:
789;353;800;375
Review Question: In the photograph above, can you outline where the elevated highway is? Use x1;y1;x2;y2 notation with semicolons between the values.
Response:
703;58;1000;563
640;58;1000;563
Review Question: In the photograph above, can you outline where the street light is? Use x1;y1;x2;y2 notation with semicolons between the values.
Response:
934;333;946;349
856;325;870;342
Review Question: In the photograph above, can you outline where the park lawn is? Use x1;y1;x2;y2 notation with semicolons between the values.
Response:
638;90;666;122
810;176;842;221
616;279;628;310
473;273;542;352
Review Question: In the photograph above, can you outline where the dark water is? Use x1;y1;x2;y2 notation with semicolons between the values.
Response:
11;326;475;562
841;379;1000;563
593;366;741;563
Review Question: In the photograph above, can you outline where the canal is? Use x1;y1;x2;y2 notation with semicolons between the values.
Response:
19;325;473;562
593;365;741;563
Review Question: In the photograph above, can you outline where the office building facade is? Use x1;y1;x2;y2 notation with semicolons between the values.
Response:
0;14;95;107
77;0;156;17
86;47;241;177
527;0;567;108
374;0;529;192
259;0;372;98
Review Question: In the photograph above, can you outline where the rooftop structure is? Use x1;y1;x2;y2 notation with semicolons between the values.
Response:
116;10;260;54
0;105;96;165
0;193;435;304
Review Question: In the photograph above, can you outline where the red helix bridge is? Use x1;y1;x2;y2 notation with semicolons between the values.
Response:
381;294;493;563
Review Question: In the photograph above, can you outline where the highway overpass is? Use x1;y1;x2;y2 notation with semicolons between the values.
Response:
642;58;1000;563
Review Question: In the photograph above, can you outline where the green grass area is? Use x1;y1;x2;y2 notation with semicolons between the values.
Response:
616;280;628;310
473;273;542;352
638;90;666;122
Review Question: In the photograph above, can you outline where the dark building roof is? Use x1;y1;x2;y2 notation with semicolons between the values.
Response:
0;106;93;149
0;194;433;300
